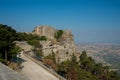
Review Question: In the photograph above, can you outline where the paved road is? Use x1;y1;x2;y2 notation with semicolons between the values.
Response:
0;62;29;80
20;53;59;80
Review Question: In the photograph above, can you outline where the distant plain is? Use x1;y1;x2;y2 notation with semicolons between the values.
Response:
76;43;120;74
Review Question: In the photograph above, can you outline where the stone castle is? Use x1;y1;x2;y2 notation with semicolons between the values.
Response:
33;26;56;39
32;25;77;62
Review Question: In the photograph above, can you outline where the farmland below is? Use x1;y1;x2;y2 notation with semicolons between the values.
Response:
76;43;120;74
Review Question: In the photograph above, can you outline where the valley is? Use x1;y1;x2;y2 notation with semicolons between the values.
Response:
76;43;120;74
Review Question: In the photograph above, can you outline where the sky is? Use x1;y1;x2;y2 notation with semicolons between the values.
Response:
0;0;120;43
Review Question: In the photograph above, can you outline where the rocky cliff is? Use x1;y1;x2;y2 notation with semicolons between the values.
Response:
32;25;77;62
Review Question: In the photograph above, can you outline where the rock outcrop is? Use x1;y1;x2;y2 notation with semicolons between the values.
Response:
32;25;77;62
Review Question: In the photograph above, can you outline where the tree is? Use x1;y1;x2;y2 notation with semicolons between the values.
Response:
109;71;120;80
9;45;22;61
79;50;87;62
55;30;63;40
71;53;77;64
0;24;17;61
57;60;70;77
66;66;78;80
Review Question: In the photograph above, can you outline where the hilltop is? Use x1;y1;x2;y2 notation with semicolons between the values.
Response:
30;25;77;62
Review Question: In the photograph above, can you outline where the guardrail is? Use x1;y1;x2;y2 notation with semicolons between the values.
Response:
23;53;66;80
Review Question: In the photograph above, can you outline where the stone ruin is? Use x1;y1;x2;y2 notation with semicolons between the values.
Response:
32;25;77;62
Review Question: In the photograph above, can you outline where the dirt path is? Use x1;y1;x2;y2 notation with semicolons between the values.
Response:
20;53;59;80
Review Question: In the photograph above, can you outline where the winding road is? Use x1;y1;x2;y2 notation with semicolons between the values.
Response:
20;53;59;80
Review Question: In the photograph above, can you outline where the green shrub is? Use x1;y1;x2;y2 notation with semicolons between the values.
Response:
55;30;63;40
40;36;47;41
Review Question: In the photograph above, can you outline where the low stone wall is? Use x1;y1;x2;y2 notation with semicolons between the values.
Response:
0;62;29;80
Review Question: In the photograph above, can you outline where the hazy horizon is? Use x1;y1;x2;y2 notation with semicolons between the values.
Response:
0;0;120;43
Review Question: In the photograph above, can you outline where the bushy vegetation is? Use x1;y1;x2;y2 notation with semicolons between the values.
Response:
0;24;42;62
17;32;47;41
43;51;120;80
0;24;21;63
55;30;63;40
17;32;41;41
43;52;57;71
0;24;43;64
30;40;43;57
40;36;47;41
26;37;43;58
27;39;40;47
